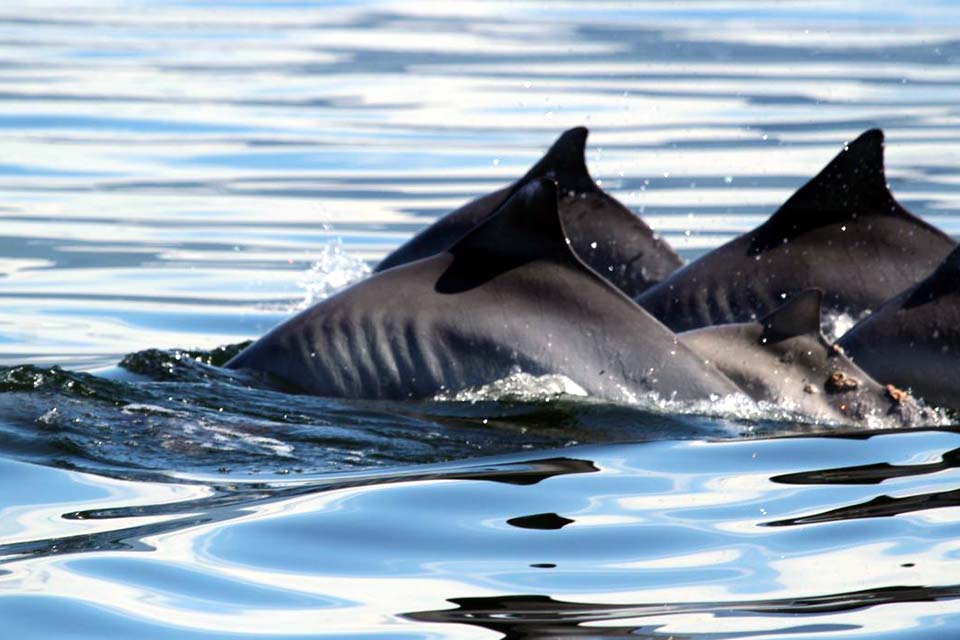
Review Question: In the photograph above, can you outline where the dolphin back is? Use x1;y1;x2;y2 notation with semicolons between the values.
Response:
230;179;738;403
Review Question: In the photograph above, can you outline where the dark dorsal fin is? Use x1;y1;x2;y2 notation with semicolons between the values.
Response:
517;126;597;194
760;288;824;342
749;129;911;254
905;245;960;307
452;178;566;257
436;178;572;293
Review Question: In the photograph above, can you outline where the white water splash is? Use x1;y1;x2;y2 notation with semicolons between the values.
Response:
296;238;372;309
822;309;868;342
615;389;811;424
434;369;948;430
621;388;948;430
435;372;590;403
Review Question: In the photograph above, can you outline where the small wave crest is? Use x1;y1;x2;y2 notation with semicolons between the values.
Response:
117;342;251;382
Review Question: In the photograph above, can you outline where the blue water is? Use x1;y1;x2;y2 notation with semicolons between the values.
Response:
2;1;960;637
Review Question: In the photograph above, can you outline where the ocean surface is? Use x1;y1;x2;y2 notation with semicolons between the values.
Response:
2;1;960;638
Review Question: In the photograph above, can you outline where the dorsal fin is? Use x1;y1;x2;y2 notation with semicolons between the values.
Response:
452;178;566;257
749;129;911;254
518;126;597;194
760;289;824;342
436;178;572;293
905;245;960;307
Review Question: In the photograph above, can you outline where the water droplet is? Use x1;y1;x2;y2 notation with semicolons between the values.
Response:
724;176;733;184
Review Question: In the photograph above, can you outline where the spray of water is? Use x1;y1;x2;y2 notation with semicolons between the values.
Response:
296;238;372;309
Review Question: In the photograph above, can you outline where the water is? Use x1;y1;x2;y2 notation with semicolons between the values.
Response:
2;1;960;637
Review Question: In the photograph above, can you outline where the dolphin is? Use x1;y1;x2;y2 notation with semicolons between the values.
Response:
679;289;932;426
227;179;741;403
637;129;957;333
375;127;682;298
837;245;960;411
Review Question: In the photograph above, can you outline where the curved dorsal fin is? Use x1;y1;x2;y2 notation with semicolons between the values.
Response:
760;289;824;342
436;178;571;293
452;177;566;257
518;126;597;194
905;245;960;307
749;129;908;254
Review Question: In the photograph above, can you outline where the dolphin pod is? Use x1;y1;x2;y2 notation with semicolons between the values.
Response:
228;179;741;403
227;127;960;421
375;127;682;299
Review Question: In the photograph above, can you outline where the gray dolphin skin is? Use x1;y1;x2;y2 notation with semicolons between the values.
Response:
637;129;957;332
679;289;931;425
838;246;960;411
375;127;682;298
227;179;741;402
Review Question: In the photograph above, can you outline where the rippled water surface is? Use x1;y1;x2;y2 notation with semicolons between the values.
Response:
3;1;960;638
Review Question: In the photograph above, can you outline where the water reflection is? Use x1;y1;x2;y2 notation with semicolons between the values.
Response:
0;455;598;566
406;586;960;639
773;443;960;485
1;431;959;637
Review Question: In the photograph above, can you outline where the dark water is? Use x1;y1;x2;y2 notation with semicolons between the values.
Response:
2;1;960;637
